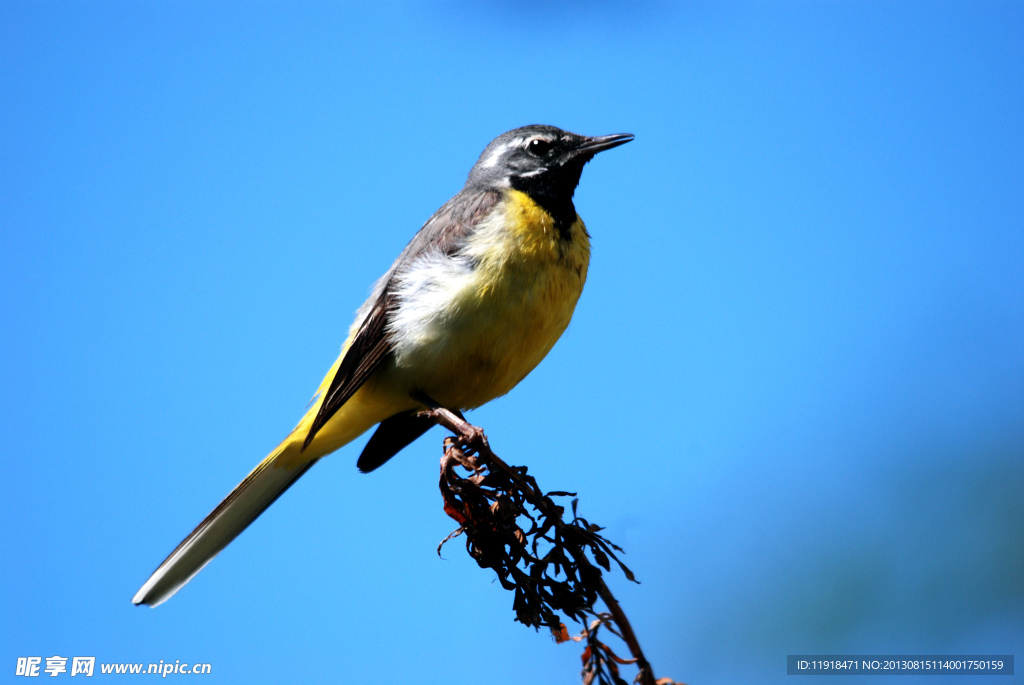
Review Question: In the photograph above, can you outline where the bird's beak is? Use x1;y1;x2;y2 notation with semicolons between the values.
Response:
574;133;635;156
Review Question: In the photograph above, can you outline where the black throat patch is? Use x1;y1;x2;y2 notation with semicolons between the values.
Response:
510;167;584;241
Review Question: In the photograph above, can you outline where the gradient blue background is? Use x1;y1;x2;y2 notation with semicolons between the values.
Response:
2;2;1022;683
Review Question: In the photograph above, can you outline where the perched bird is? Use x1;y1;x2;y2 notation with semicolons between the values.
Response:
132;124;633;607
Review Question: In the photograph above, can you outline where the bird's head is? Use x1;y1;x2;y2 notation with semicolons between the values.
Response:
467;125;633;201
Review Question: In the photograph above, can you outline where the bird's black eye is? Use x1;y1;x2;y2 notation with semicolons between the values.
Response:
527;138;552;157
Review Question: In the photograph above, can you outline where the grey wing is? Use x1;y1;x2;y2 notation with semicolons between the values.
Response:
302;188;502;451
394;187;502;263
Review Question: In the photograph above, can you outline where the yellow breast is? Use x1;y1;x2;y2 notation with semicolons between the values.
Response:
387;189;590;410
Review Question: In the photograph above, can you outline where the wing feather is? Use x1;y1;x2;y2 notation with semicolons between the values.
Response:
301;188;502;451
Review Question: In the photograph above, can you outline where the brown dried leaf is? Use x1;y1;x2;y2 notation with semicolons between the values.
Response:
551;623;571;644
599;641;637;665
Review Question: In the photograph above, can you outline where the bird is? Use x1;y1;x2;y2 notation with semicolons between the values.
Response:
132;124;633;607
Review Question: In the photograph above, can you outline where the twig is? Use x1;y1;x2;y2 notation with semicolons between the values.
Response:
422;407;676;685
596;579;654;685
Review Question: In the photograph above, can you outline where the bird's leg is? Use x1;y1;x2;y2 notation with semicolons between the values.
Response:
412;392;489;451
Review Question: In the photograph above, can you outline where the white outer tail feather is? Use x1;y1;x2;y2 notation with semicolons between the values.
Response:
132;450;318;607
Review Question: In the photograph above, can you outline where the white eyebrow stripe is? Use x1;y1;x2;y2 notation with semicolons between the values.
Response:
478;145;506;169
480;137;523;169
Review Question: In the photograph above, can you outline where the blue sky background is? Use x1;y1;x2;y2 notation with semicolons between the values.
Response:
2;2;1022;683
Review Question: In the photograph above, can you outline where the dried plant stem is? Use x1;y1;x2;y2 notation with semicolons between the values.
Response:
422;406;663;685
596;578;655;685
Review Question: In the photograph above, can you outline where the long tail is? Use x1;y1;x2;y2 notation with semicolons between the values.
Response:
132;344;411;607
131;435;317;607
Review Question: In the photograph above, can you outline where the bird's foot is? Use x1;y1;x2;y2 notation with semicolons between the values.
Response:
412;392;489;453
